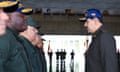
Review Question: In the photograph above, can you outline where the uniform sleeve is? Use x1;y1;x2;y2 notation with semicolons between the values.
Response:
100;33;118;72
0;36;9;72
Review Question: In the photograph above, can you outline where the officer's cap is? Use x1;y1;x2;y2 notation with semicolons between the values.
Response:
79;9;103;22
27;16;41;29
0;0;19;12
16;3;33;15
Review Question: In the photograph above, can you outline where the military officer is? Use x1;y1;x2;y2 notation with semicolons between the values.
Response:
26;17;47;72
20;16;45;72
0;0;18;35
0;1;33;72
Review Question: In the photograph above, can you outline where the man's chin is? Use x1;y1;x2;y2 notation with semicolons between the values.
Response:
87;31;92;34
19;27;27;32
22;26;28;31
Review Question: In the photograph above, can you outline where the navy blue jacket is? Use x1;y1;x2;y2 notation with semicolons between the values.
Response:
85;26;119;72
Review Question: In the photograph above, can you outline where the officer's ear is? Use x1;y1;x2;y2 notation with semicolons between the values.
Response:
94;18;103;28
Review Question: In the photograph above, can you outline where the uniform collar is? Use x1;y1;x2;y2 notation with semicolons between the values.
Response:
7;27;19;37
92;25;106;38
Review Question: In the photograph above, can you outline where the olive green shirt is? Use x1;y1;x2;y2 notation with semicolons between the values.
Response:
19;36;43;72
0;28;31;72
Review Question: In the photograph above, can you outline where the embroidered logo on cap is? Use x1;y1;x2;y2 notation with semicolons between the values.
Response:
91;13;96;16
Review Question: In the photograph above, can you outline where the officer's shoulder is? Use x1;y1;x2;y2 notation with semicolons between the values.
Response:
101;31;113;39
0;29;15;43
0;32;10;40
0;32;10;50
19;36;30;43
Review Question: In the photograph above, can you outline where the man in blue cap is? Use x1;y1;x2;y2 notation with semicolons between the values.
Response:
0;1;33;72
79;9;119;72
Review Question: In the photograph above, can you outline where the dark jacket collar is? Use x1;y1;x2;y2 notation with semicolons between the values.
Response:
92;25;106;38
7;27;19;37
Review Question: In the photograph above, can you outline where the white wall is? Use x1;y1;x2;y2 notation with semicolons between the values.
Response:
42;35;120;72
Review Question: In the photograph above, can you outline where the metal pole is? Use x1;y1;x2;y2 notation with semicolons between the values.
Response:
70;49;75;72
56;49;60;72
48;50;53;72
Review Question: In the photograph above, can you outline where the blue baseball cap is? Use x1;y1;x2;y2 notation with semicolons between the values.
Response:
79;9;103;21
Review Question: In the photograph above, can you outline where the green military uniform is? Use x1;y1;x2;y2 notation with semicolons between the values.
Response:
36;47;47;72
37;32;47;72
18;16;47;72
19;36;43;72
0;28;32;72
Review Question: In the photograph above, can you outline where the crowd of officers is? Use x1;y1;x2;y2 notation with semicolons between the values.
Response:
0;0;47;72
